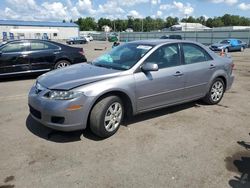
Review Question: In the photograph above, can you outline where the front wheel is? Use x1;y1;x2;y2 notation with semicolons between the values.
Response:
203;78;225;105
90;96;124;138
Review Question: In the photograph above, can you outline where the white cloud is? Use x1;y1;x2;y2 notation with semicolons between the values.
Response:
118;0;149;6
160;1;194;15
128;10;143;18
98;1;125;15
156;10;163;17
238;3;250;10
41;2;68;19
206;0;238;5
151;0;161;5
77;0;96;14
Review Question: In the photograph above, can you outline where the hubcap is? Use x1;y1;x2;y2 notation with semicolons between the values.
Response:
210;81;224;102
57;62;69;69
104;102;122;132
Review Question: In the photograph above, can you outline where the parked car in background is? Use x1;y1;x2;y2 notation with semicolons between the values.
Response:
0;39;87;77
29;40;234;138
160;35;182;40
108;33;119;42
66;37;87;45
83;35;93;42
210;39;247;53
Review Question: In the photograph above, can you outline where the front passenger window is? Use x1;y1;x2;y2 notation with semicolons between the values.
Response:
1;42;28;53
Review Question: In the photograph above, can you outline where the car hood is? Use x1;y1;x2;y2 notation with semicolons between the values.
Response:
38;63;122;90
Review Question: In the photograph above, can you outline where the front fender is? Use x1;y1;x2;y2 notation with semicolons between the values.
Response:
76;75;137;115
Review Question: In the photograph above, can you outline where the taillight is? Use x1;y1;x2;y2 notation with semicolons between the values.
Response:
79;48;84;55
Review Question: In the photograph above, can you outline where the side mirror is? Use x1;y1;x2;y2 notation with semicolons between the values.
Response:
141;63;159;72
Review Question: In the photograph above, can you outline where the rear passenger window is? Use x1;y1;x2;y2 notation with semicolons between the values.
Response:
183;43;212;64
144;44;180;69
30;42;58;51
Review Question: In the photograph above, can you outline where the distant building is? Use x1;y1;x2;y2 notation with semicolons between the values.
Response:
211;26;250;31
171;22;210;31
125;28;133;32
102;25;112;32
0;20;79;41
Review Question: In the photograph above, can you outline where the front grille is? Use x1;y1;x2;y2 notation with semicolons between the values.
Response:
29;105;41;119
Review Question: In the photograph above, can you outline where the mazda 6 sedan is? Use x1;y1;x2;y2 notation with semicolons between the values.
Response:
28;40;234;138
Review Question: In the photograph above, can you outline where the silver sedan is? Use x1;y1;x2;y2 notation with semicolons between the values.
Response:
28;40;234;138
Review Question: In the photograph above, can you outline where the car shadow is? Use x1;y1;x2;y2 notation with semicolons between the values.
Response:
26;101;203;142
26;115;104;143
125;101;203;125
227;137;250;188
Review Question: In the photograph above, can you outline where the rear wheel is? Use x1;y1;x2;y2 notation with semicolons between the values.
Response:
54;60;71;69
90;96;123;138
203;78;225;105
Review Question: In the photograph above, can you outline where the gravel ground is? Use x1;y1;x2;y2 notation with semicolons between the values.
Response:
0;41;250;188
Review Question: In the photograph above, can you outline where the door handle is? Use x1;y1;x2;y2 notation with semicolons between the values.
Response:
173;71;183;77
20;54;28;58
209;64;216;69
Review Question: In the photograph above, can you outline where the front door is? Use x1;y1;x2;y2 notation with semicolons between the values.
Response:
0;41;30;75
134;43;186;112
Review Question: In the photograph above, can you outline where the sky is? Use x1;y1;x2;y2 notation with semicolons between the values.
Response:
0;0;250;22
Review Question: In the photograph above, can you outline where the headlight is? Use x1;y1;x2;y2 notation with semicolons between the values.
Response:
45;90;83;100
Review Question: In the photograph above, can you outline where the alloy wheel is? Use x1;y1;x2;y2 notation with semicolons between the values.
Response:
104;102;123;132
210;81;224;102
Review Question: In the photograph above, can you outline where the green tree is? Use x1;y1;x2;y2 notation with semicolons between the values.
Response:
97;18;112;31
165;16;178;28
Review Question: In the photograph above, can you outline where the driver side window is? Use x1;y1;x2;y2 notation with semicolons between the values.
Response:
144;44;180;69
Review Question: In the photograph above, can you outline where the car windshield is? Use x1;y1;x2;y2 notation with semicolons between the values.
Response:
92;43;153;70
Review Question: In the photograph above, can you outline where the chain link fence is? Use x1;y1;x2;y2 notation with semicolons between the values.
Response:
92;29;250;46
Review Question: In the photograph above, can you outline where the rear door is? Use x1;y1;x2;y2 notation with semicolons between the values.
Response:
28;41;59;70
181;43;215;100
134;43;186;112
0;41;30;75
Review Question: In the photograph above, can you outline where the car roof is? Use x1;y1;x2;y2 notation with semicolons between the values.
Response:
1;39;70;48
128;39;192;46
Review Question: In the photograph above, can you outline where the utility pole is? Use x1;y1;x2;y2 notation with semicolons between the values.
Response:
141;18;144;32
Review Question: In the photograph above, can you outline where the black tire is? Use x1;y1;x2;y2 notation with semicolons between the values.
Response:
54;60;71;69
203;78;225;105
90;96;124;138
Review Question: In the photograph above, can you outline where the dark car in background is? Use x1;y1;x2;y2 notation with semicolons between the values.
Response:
0;39;87;77
210;39;247;53
108;33;119;42
66;37;87;45
160;35;182;40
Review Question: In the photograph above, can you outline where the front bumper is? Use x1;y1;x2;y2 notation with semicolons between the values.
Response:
28;86;94;131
